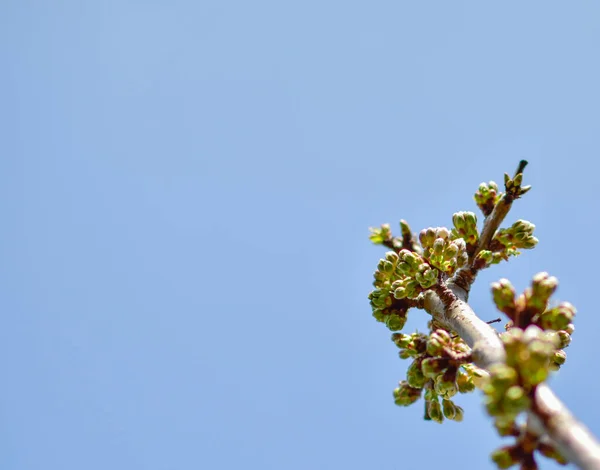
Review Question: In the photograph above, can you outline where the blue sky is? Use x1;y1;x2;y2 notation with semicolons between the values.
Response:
2;2;599;469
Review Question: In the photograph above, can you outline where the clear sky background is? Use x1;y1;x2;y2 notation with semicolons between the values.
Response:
2;2;599;469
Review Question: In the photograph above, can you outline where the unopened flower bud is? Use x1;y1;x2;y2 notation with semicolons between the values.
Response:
444;242;459;258
391;333;412;349
552;349;567;366
456;370;475;393
491;446;519;469
385;312;407;331
407;359;427;388
452;212;466;230
436;227;450;240
491;278;515;312
399;220;412;238
421;357;449;378
434;375;458;399
442;399;457;420
393;381;422;406
513;173;523;187
427;399;443;423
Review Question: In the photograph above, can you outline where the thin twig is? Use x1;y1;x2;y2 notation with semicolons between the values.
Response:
454;161;529;290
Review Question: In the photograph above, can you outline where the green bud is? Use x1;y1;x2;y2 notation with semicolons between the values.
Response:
456;370;475;393
385;312;407;331
453;405;464;422
444;242;459;258
421;357;449;378
425;267;438;282
442;399;457;420
393;287;407;299
433;328;452;343
477;250;493;263
372;309;384;322
437;227;450;240
393;381;422;406
474;182;500;215
531;272;558;300
424;228;436;246
521;236;538;249
407;359;428;388
554;330;571;349
513;172;523;187
423;387;437;402
385;251;399;263
494;417;516;437
427;399;444;423
396;262;412;275
452;212;466;230
491;446;518;469
409;278;423;294
434;375;458;399
399;350;411;360
520;185;532;195
504;385;530;414
503;326;524;342
426;339;444;357
464;211;477;226
377;259;394;274
391;333;412;348
399;220;411;238
432;238;445;257
513;219;535;234
426;330;450;356
491;278;515;312
538;304;574;331
419;229;429;247
488;364;519;390
553;349;567;366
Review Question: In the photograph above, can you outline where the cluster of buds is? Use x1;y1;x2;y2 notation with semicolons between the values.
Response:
369;256;408;331
494;220;538;251
487;275;575;468
391;330;482;423
491;440;567;469
368;289;409;331
369;249;435;331
368;221;443;331
484;326;560;427
492;273;558;318
491;274;575;369
392;249;439;298
487;327;568;468
419;227;469;275
451;211;479;250
535;302;576;333
504;172;532;199
474;181;502;216
475;220;538;268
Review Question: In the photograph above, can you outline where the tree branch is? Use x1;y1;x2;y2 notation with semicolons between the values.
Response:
473;161;527;258
423;284;600;470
